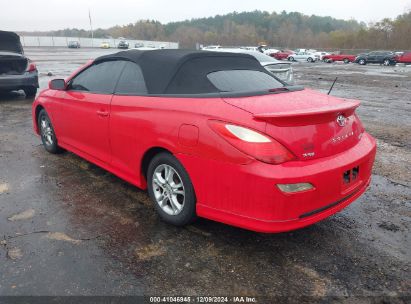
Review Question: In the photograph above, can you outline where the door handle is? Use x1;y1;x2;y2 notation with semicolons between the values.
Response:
96;110;109;117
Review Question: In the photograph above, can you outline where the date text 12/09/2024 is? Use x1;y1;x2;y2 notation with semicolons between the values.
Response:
149;296;257;303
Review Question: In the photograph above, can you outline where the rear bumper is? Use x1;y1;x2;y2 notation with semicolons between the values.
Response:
177;132;376;233
0;71;39;90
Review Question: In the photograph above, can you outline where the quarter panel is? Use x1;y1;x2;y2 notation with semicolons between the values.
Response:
109;95;261;186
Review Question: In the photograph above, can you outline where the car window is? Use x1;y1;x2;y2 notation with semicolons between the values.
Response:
115;62;147;95
207;70;283;92
69;60;126;94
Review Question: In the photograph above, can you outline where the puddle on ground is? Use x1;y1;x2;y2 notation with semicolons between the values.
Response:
8;209;35;221
0;183;10;194
46;232;82;245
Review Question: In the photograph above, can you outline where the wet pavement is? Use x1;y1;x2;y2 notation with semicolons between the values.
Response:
0;48;410;299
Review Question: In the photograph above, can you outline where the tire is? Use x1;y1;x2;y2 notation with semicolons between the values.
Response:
343;58;350;64
307;57;314;62
147;152;197;226
358;59;366;65
24;87;37;98
383;59;391;66
37;109;63;154
288;56;294;61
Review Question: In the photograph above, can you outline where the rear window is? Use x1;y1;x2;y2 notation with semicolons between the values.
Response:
207;70;283;92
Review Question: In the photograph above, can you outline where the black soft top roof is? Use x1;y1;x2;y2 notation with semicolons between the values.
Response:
95;49;270;94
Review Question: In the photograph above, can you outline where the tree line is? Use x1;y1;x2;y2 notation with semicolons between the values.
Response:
18;10;411;50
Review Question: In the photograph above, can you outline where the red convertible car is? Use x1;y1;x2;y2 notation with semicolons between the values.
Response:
32;50;376;233
323;54;357;63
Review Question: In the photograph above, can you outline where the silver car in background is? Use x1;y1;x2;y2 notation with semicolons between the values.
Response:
287;51;317;62
207;48;294;84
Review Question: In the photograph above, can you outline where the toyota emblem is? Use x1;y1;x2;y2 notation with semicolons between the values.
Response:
336;115;346;127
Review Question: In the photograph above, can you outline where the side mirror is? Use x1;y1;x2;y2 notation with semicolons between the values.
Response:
49;79;66;90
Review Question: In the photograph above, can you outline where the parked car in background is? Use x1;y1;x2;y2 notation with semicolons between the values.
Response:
354;51;397;66
100;41;110;49
208;48;294;84
240;46;260;52
68;41;80;48
323;54;357;63
396;52;411;64
288;52;316;62
263;48;280;56
271;50;294;60
314;51;330;61
294;49;316;54
32;49;376;233
202;45;222;50
117;40;129;49
0;30;39;97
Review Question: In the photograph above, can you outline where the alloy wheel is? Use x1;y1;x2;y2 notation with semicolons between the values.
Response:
152;164;185;216
40;115;54;146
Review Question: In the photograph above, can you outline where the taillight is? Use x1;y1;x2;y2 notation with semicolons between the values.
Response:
209;121;296;164
26;62;37;72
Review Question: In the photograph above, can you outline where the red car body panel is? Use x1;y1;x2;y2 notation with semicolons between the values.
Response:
32;59;376;233
323;54;357;62
271;51;293;60
397;52;411;63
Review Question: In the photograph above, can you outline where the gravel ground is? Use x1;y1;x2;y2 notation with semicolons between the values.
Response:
0;48;410;302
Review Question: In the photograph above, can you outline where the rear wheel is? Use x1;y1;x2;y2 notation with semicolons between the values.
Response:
343;58;350;64
147;152;196;226
24;87;37;98
358;59;366;65
307;57;314;62
383;59;391;66
37;109;63;154
288;56;294;61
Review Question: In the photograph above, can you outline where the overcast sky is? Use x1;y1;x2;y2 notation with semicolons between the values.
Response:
1;0;411;31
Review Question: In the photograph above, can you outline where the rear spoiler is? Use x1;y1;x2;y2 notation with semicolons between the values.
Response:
253;100;360;126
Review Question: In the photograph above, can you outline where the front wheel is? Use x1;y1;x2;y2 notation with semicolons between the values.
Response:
38;109;63;154
343;58;350;64
358;59;366;65
288;56;294;61
383;59;391;66
147;152;197;226
307;57;314;62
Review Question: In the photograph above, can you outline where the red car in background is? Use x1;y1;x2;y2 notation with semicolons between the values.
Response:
396;52;411;64
32;50;376;233
323;54;357;63
271;50;294;60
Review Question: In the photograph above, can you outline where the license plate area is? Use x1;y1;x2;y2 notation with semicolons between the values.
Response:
342;166;360;189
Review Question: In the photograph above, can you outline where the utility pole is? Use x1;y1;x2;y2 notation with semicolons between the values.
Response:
89;9;94;48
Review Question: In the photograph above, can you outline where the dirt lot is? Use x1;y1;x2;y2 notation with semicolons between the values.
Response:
0;48;410;301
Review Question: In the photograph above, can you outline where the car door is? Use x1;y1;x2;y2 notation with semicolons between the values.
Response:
109;61;149;180
367;52;377;63
373;52;383;63
295;52;303;60
52;60;126;163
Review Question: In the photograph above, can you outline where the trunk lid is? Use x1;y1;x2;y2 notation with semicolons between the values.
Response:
223;89;364;160
0;31;23;54
0;52;28;75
